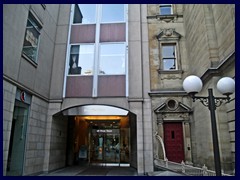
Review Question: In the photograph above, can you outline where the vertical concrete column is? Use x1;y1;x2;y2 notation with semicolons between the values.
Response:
43;113;53;173
43;102;61;173
128;4;144;174
129;101;144;175
141;4;154;173
142;99;153;173
128;4;153;174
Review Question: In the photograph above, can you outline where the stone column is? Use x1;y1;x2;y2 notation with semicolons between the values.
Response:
183;122;193;164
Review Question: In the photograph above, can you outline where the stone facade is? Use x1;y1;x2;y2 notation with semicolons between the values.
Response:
3;4;235;176
148;4;235;174
183;4;235;173
3;81;17;176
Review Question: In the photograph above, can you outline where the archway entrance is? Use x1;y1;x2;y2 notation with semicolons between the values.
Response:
63;105;135;167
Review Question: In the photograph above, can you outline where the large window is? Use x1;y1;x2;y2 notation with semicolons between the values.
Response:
161;44;177;70
73;4;96;24
159;4;172;15
22;12;41;63
69;44;94;75
99;44;125;75
66;4;127;97
101;4;125;22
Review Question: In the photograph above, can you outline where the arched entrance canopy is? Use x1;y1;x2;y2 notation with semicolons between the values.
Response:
53;104;137;169
60;105;129;116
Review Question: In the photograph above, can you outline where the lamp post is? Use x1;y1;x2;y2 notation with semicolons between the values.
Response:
183;75;235;176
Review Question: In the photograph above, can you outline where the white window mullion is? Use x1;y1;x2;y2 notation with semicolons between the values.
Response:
125;4;129;97
92;5;101;97
63;4;75;98
174;45;178;70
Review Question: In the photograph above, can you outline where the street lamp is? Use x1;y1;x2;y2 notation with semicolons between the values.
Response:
183;75;235;176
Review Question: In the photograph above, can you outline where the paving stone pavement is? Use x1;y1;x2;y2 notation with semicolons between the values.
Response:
38;165;184;176
39;165;138;176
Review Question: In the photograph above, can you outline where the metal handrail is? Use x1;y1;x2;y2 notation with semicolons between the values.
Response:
154;158;234;176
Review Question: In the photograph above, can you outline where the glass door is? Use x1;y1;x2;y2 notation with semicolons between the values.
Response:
104;133;120;163
7;101;29;176
90;129;120;164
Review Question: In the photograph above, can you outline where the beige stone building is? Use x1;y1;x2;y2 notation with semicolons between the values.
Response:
147;4;235;174
3;4;234;176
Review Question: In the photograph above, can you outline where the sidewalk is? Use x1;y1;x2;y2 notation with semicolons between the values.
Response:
39;165;184;176
148;171;184;176
39;165;138;176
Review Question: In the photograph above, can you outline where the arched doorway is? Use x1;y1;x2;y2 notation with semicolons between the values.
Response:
59;105;137;167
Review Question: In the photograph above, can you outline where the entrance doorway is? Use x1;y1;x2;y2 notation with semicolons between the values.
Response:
62;105;137;168
164;122;184;163
67;116;130;166
90;127;120;164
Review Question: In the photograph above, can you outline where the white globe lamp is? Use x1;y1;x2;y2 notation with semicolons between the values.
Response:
216;77;235;95
183;75;203;94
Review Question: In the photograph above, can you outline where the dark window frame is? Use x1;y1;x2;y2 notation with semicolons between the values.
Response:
22;11;42;64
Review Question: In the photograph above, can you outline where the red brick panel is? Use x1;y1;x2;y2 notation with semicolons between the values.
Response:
66;76;93;97
98;75;126;97
70;25;96;43
100;23;126;42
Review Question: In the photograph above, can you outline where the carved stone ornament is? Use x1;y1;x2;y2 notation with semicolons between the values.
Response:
154;100;192;121
156;28;181;41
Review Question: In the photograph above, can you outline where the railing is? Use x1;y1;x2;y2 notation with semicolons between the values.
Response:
154;158;234;176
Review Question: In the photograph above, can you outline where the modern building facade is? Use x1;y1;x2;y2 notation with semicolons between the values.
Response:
3;4;235;176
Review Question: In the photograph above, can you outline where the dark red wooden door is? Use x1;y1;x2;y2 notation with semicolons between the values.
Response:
164;122;184;163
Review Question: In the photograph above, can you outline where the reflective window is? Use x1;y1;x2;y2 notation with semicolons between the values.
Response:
99;44;125;75
73;4;96;24
101;4;125;22
22;13;41;63
160;4;172;15
69;45;94;75
162;44;177;70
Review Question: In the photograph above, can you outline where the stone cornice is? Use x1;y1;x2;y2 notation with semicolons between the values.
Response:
148;90;187;97
147;14;183;23
201;51;235;83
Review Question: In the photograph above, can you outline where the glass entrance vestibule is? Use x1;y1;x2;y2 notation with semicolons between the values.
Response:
90;128;122;164
67;116;130;166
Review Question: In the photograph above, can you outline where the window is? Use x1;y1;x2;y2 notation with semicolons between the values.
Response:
68;44;94;75
161;44;177;70
101;4;125;22
66;4;128;97
99;44;125;75
160;4;172;15
22;12;41;63
73;4;96;24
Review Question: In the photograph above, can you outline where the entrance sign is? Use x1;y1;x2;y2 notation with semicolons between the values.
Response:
79;145;87;159
92;129;119;134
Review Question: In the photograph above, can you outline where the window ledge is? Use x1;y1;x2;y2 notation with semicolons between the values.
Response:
22;53;38;68
147;14;183;23
157;69;183;80
157;69;183;74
